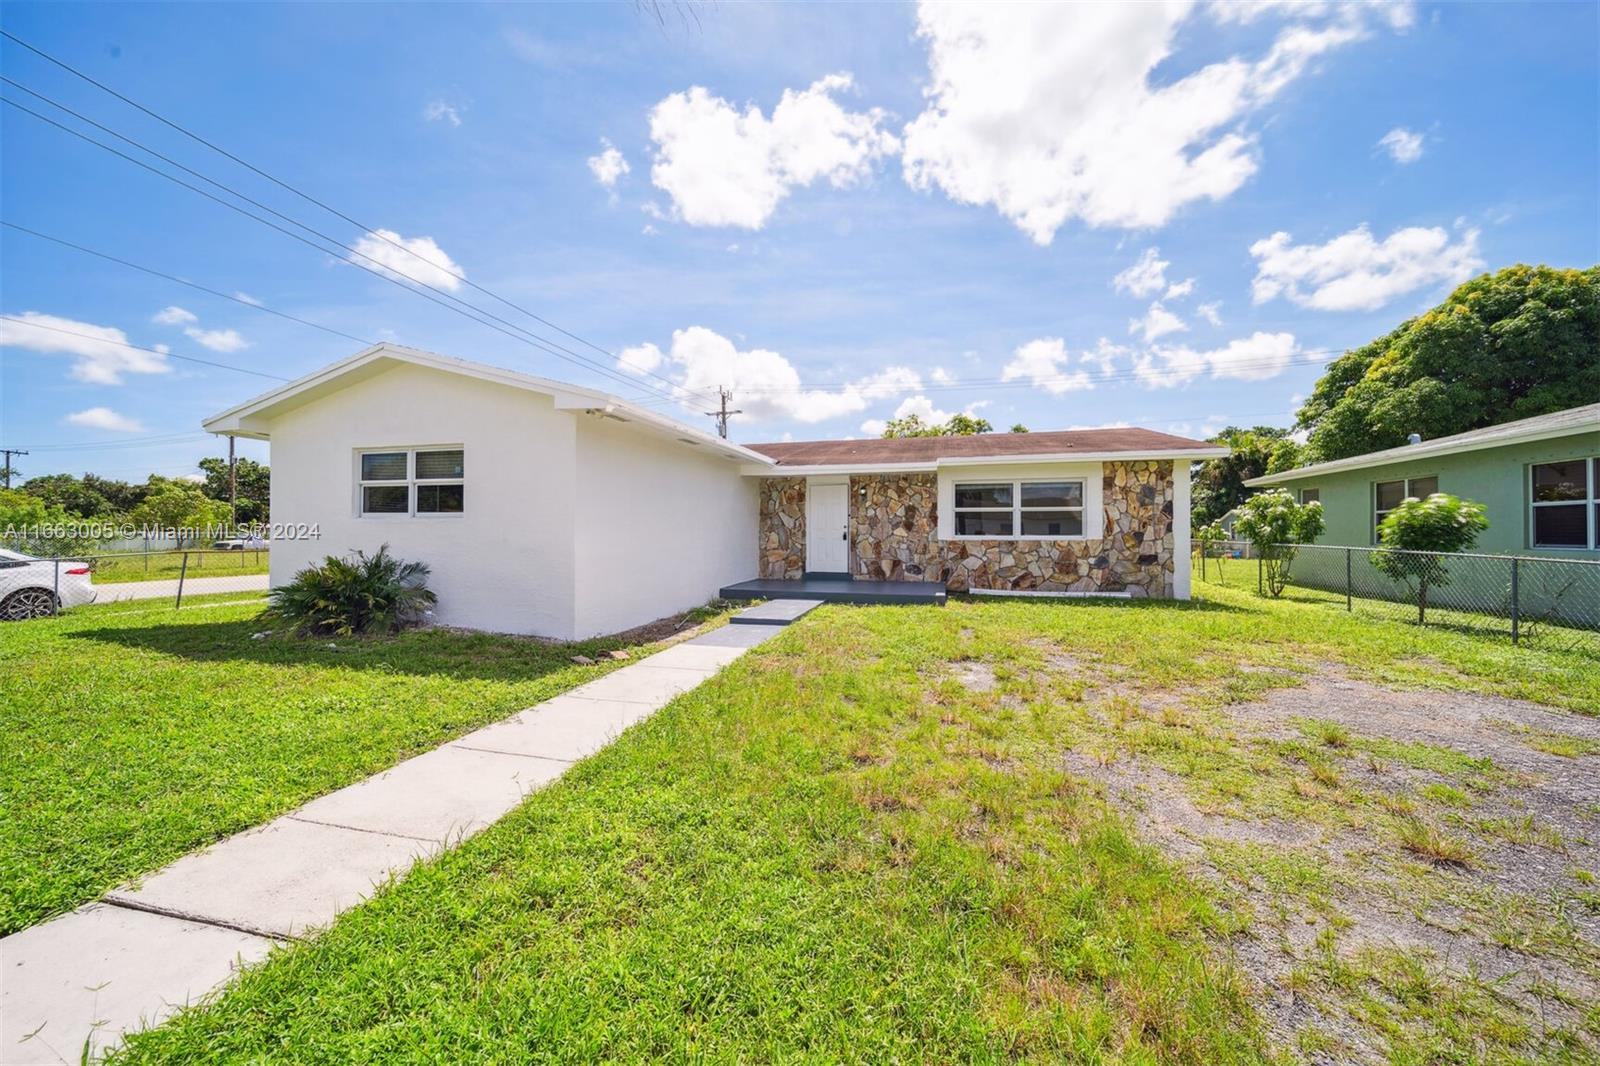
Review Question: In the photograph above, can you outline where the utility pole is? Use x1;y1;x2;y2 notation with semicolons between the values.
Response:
0;448;27;489
227;435;238;528
705;387;741;440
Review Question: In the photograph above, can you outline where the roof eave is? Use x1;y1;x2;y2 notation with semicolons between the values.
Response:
741;447;1228;477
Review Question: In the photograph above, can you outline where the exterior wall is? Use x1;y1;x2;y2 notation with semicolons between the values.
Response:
265;361;579;637
804;460;1179;597
851;473;939;580
1264;432;1600;558
757;477;806;579
573;416;756;638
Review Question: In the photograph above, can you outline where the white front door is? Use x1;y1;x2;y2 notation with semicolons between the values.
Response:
806;482;849;574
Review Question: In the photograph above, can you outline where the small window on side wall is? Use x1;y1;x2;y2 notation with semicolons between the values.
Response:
358;447;465;516
1530;458;1594;548
1374;476;1436;539
1299;488;1320;505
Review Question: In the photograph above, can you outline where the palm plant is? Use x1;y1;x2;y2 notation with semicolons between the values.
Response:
268;544;436;636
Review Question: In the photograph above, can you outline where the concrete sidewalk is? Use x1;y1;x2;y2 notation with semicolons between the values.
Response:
93;574;271;603
1;619;781;1064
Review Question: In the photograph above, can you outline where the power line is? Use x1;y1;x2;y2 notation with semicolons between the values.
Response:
14;432;213;452
0;86;678;408
705;387;742;439
0;221;374;346
0;38;691;401
0;314;292;381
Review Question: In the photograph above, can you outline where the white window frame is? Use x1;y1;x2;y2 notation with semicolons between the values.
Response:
355;446;465;518
1373;475;1436;541
950;477;1088;541
1529;455;1597;550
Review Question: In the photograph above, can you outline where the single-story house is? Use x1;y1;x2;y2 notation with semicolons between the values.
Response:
203;343;1225;639
1245;403;1600;558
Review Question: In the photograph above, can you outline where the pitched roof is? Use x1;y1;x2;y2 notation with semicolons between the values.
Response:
747;427;1223;467
1245;402;1600;487
200;343;773;465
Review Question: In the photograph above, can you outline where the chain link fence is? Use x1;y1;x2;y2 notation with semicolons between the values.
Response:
1194;540;1599;651
0;547;271;620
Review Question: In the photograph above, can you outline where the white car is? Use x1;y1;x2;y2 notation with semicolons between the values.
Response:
0;548;97;620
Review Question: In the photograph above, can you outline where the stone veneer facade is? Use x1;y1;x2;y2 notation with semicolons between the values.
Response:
755;460;1176;597
758;477;806;579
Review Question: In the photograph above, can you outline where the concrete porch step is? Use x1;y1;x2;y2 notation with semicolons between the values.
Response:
729;599;823;626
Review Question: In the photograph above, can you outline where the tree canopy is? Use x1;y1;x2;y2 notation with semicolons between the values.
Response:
881;412;997;438
197;456;271;523
1190;426;1302;527
1296;265;1599;462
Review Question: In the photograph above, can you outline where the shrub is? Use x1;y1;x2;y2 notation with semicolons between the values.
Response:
1372;493;1488;624
268;545;436;636
1232;490;1325;597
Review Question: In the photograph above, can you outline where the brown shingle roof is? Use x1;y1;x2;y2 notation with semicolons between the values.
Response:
746;427;1215;466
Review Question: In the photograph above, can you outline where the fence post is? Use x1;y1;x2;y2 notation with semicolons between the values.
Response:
1345;547;1353;611
175;551;190;610
1257;553;1263;596
52;558;60;617
1510;556;1520;645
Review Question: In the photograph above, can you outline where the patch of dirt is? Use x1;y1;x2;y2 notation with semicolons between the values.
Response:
1062;676;1600;1062
952;660;997;692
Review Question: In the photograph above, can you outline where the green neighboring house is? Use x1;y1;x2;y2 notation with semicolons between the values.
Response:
1245;403;1600;559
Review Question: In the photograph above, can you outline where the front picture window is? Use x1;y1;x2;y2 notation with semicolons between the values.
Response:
1530;458;1594;548
953;478;1086;539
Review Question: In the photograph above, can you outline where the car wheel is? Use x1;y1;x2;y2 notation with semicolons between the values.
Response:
0;588;58;621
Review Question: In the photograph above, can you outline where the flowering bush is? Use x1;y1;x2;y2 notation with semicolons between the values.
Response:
1232;490;1326;596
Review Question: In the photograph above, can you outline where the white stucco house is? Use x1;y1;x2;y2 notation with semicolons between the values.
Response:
204;344;1225;639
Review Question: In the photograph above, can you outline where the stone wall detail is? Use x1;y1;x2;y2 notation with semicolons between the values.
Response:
757;477;806;579
941;460;1175;598
758;461;1176;597
850;474;939;581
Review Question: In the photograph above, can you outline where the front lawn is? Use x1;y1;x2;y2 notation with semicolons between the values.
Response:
110;583;1599;1063
0;594;728;934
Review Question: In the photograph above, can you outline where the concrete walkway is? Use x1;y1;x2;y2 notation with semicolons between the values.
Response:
1;617;785;1064
93;573;271;603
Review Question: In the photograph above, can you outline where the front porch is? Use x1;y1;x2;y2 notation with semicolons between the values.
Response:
718;576;948;606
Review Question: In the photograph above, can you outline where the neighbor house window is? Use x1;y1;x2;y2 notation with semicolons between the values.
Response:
953;479;1085;539
1530;458;1596;548
1373;476;1437;538
359;448;464;516
1300;488;1320;505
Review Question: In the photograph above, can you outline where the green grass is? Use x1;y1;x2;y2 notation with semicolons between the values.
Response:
88;550;270;584
100;580;1599;1063
0;594;728;934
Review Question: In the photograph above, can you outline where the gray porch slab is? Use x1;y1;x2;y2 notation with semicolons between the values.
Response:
289;744;569;843
104;818;438;939
730;598;823;626
563;663;715;705
451;694;653;761
0;904;273;1066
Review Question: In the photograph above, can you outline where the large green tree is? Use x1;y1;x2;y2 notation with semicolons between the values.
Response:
1190;426;1301;527
881;412;996;438
197;456;271;523
1296;265;1599;462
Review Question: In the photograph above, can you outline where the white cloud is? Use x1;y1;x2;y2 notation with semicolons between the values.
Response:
183;327;249;353
0;311;171;385
423;100;463;127
1135;330;1299;387
587;138;631;188
152;306;197;325
930;366;954;384
1196;301;1224;326
65;406;145;433
648;73;899;229
861;394;988;437
1129;302;1188;343
1000;337;1094;395
1081;338;1129;378
616;326;921;424
1164;278;1196;300
1113;248;1171;297
901;2;1398;243
1250;223;1482;311
233;291;263;307
1378;126;1424;163
348;229;466;292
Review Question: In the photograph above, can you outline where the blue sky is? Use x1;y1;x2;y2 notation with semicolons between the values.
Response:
1;0;1595;483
